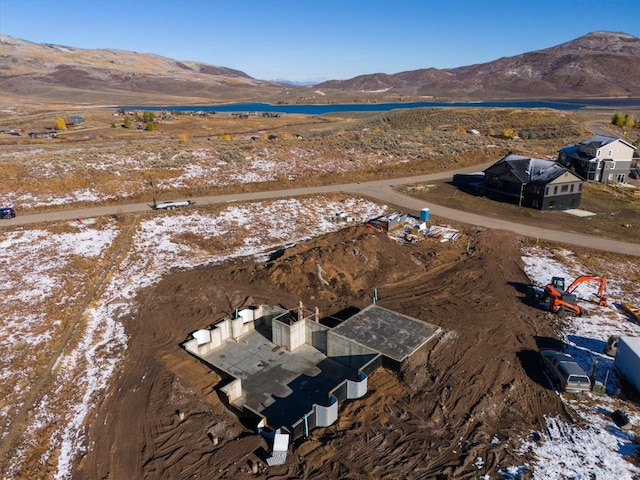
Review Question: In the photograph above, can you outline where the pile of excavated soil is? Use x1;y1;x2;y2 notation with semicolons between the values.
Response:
75;226;573;479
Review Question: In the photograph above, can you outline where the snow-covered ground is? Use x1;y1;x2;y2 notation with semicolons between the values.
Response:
1;200;640;479
0;144;392;211
0;197;386;479
498;246;640;479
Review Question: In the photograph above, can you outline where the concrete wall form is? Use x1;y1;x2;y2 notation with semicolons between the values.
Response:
220;378;242;404
287;369;370;441
305;318;330;353
327;330;379;369
316;395;339;427
272;318;291;350
289;317;306;351
347;372;368;399
184;302;432;443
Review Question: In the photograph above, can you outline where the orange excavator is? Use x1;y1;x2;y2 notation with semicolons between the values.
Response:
540;275;607;316
565;275;607;306
542;277;582;316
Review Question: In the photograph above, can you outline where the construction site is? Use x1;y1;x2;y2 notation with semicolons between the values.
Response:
182;302;441;463
63;214;640;479
67;221;579;479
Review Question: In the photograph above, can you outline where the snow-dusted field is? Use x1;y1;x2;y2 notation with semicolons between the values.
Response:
499;247;640;479
1;199;640;479
0;141;400;212
0;197;386;479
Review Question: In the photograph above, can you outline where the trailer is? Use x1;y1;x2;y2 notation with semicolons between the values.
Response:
151;200;196;210
614;336;640;392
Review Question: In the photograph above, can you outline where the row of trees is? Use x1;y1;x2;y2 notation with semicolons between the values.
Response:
113;111;159;131
611;112;637;129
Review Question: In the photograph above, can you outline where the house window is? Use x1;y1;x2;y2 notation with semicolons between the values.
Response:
549;200;556;209
570;184;574;192
553;186;558;195
579;183;582;191
561;185;569;193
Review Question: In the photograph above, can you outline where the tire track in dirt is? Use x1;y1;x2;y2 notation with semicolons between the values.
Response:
0;216;140;476
283;229;569;478
75;225;583;479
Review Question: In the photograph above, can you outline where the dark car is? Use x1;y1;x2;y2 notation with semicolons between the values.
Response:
0;207;16;219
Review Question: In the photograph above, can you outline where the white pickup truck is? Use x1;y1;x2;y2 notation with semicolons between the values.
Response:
151;200;196;210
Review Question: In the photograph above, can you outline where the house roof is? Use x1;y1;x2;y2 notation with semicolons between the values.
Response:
558;145;580;156
485;154;573;184
580;135;636;150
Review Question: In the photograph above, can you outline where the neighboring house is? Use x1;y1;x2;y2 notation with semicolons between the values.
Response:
483;153;584;210
558;135;636;184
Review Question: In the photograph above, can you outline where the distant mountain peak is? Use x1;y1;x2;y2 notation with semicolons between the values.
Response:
316;31;640;100
1;32;639;104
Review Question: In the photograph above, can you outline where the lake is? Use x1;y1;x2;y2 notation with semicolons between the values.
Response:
123;98;640;114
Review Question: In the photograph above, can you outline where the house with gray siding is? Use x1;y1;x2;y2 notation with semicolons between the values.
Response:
483;153;584;210
558;135;636;184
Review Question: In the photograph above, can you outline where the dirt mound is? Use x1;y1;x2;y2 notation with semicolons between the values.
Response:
230;226;451;308
75;227;573;479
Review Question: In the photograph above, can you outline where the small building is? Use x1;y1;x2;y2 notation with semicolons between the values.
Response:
483;153;584;210
558;135;636;184
614;336;640;392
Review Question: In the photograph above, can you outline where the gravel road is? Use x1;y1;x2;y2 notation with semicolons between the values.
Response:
2;161;638;257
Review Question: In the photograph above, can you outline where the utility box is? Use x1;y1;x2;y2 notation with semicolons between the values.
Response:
420;208;430;222
614;336;640;392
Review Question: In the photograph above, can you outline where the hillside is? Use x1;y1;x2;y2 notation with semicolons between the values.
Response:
0;36;284;105
317;31;640;100
1;31;639;105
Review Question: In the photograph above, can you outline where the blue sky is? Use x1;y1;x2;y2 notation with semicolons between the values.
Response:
0;0;638;82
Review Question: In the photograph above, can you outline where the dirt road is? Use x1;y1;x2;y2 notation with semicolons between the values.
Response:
3;161;639;256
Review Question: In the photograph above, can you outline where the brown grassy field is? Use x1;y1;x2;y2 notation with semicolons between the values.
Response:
2;105;625;210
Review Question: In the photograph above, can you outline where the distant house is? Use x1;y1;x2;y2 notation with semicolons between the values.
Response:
558;135;636;184
483;153;584;210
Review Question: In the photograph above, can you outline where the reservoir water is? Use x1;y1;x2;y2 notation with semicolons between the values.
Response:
123;98;640;114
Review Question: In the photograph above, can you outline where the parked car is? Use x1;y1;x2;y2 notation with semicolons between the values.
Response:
0;207;16;219
540;349;592;393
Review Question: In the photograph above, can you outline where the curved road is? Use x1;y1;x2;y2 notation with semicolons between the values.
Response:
2;161;638;257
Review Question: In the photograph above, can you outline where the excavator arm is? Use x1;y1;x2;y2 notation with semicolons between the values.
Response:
566;276;607;306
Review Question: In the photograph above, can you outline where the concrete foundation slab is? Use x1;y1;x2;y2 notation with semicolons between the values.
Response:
564;209;596;217
331;305;441;364
201;330;355;428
